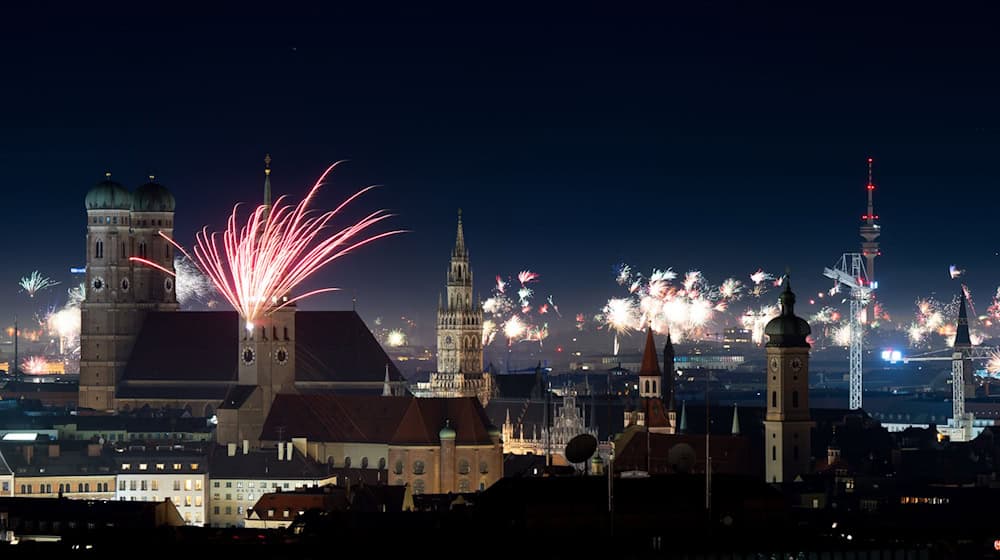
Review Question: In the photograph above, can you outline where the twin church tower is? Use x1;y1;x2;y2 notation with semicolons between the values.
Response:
79;174;179;410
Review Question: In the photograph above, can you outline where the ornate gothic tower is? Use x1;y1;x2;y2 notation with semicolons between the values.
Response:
79;173;178;410
763;278;813;483
436;210;483;375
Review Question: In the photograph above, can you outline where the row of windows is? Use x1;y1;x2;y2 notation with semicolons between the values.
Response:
94;240;170;260
213;481;292;490
770;391;800;408
121;463;199;471
123;495;203;507
243;325;291;341
392;460;489;476
119;479;202;491
17;483;107;494
323;456;381;469
91;216;173;227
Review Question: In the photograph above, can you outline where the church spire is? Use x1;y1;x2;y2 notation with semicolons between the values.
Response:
679;401;687;433
262;153;273;226
382;364;392;397
639;327;661;376
731;403;741;435
453;208;467;258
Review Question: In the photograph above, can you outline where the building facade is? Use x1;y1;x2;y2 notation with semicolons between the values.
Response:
763;278;813;483
114;451;207;525
501;388;599;461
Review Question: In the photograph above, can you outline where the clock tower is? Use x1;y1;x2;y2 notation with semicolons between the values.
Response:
436;209;483;376
763;277;813;483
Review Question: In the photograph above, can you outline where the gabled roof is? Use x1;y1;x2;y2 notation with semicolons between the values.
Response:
120;310;403;386
639;327;660;377
260;394;410;443
294;311;403;383
249;488;349;518
122;311;239;382
390;398;493;446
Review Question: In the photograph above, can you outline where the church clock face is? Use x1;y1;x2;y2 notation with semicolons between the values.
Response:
164;277;174;293
92;277;105;292
241;346;256;366
790;358;803;372
274;346;289;365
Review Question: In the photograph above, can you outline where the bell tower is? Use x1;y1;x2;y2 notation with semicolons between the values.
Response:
763;277;813;483
80;173;136;410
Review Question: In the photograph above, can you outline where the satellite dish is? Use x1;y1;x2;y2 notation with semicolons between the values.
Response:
564;433;598;464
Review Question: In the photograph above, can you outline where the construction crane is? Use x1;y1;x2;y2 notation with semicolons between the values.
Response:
823;253;873;410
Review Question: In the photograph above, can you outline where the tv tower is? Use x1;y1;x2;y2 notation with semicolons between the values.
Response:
859;157;881;324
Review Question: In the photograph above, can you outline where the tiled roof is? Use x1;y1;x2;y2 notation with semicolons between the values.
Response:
261;394;410;443
389;397;494;446
294;311;403;383
122;311;239;382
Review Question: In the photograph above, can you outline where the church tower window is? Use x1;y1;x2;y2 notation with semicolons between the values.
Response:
95;240;104;259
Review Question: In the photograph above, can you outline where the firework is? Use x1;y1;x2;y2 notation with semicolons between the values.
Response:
483;270;555;347
132;163;403;329
19;271;60;298
740;305;780;346
174;256;219;308
386;329;407;347
949;265;965;279
22;356;48;375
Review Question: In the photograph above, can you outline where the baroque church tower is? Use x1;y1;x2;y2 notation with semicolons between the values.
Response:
79;173;178;410
763;277;813;483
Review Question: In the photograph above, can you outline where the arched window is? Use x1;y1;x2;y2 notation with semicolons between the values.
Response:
95;239;104;259
78;483;83;492
792;391;799;408
121;241;125;258
479;461;489;475
138;241;147;259
413;479;425;495
343;457;351;468
413;460;425;475
393;460;403;475
652;380;657;394
772;445;777;461
327;456;336;468
361;457;369;469
644;380;650;394
771;391;777;408
283;327;289;340
458;479;471;493
378;457;386;470
458;459;470;475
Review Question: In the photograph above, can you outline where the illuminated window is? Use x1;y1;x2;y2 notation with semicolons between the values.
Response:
283;509;290;518
413;479;425;495
122;463;131;470
152;480;159;491
139;464;148;471
156;464;165;471
185;496;192;507
458;479;471;492
185;480;192;491
195;480;202;491
174;464;182;471
195;496;203;507
190;464;199;470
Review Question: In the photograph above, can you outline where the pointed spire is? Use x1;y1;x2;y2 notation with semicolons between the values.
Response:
679;401;687;433
731;403;741;435
505;408;511;425
663;330;675;409
639;327;661;377
954;290;972;348
866;156;876;226
452;208;467;258
263;153;272;207
779;275;796;316
382;364;392;397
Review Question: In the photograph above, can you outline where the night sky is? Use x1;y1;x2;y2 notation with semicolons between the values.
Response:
3;5;999;346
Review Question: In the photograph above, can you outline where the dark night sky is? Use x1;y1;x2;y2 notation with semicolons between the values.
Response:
2;5;999;345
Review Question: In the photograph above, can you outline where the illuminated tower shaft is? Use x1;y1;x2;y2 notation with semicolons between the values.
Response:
951;292;974;440
859;157;881;324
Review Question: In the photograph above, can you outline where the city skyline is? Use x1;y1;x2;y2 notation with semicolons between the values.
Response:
3;7;1000;351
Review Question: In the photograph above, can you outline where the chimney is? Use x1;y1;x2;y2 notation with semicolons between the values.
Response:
286;442;293;461
87;443;101;457
227;443;237;457
277;443;285;461
48;444;60;458
242;440;249;455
